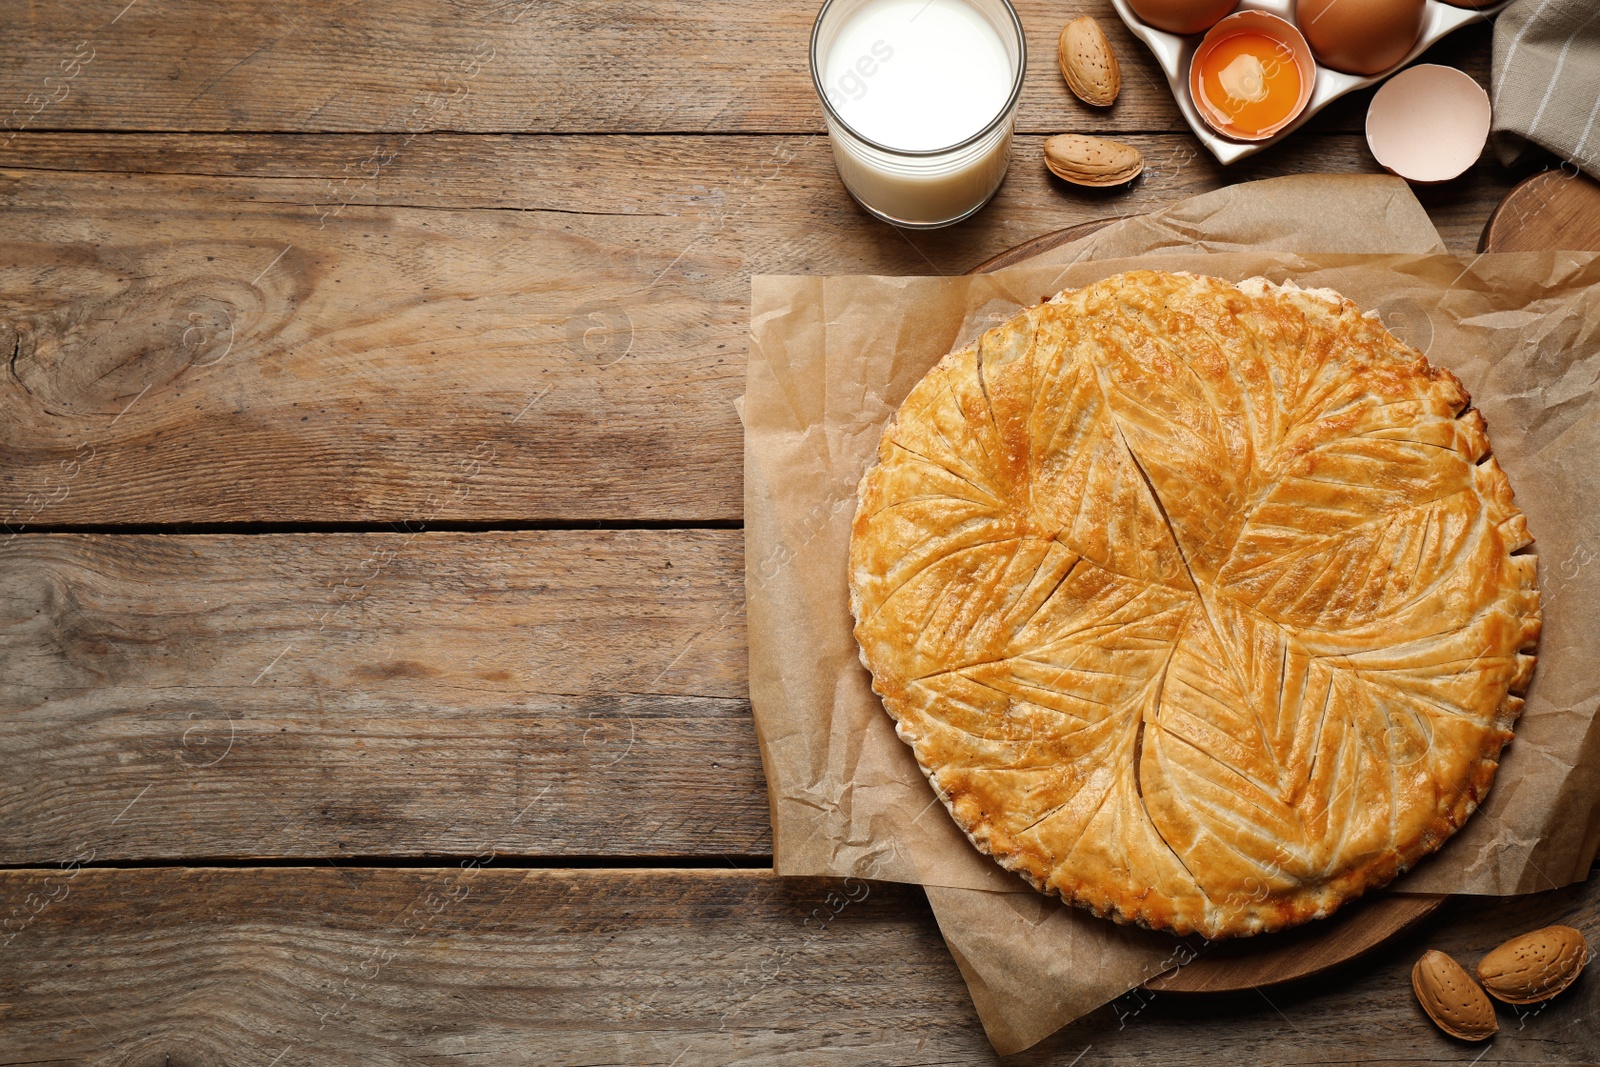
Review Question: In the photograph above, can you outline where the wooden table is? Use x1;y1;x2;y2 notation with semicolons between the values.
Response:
1;2;1594;1063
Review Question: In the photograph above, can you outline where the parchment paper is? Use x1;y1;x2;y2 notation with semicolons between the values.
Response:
744;175;1600;1053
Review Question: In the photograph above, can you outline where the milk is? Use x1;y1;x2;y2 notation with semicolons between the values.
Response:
821;0;1015;152
812;0;1024;227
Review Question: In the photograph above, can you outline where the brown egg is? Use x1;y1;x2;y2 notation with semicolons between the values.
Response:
1297;0;1426;75
1127;0;1238;36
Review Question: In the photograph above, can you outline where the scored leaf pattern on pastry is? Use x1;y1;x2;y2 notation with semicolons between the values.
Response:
849;271;1541;938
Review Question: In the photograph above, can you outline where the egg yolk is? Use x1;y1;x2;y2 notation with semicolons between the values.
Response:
1196;31;1302;135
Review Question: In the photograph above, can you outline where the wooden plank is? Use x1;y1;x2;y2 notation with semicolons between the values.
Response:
0;131;1510;252
0;133;1513;526
0;866;1594;1064
0;0;1496;136
0;531;763;863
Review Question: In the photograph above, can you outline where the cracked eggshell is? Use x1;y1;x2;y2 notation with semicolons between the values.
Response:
1366;64;1491;184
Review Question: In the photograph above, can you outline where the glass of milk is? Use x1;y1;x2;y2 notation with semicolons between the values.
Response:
810;0;1026;228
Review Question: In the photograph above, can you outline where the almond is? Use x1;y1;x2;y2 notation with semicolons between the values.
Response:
1413;949;1498;1042
1477;925;1588;1004
1058;16;1120;107
1043;134;1144;187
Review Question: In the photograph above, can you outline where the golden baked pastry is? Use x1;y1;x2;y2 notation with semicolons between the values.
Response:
849;270;1540;938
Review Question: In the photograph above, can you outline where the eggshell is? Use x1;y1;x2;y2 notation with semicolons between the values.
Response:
1297;0;1426;76
1366;64;1491;183
1189;11;1314;141
1127;0;1238;36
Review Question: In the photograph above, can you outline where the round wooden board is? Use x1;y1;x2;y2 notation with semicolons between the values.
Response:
1480;168;1600;253
969;216;1129;273
1143;892;1448;993
969;214;1448;994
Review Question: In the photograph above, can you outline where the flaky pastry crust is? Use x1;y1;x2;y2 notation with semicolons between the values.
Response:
848;270;1540;938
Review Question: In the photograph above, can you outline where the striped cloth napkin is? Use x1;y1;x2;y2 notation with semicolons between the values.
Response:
1492;0;1600;176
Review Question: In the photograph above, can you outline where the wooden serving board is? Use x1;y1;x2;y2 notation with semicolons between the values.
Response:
1480;168;1600;253
970;215;1129;272
963;197;1562;994
1142;892;1446;993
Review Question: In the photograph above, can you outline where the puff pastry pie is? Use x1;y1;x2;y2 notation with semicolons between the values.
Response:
849;270;1540;938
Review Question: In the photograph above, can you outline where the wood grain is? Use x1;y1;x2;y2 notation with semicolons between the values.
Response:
0;1;1494;137
967;215;1126;272
0;866;1594;1065
0;2;1568;1060
0;133;1514;525
1481;168;1600;252
0;531;763;863
1147;894;1446;994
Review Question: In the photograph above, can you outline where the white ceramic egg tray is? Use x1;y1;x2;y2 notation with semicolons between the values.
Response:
1108;0;1508;163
